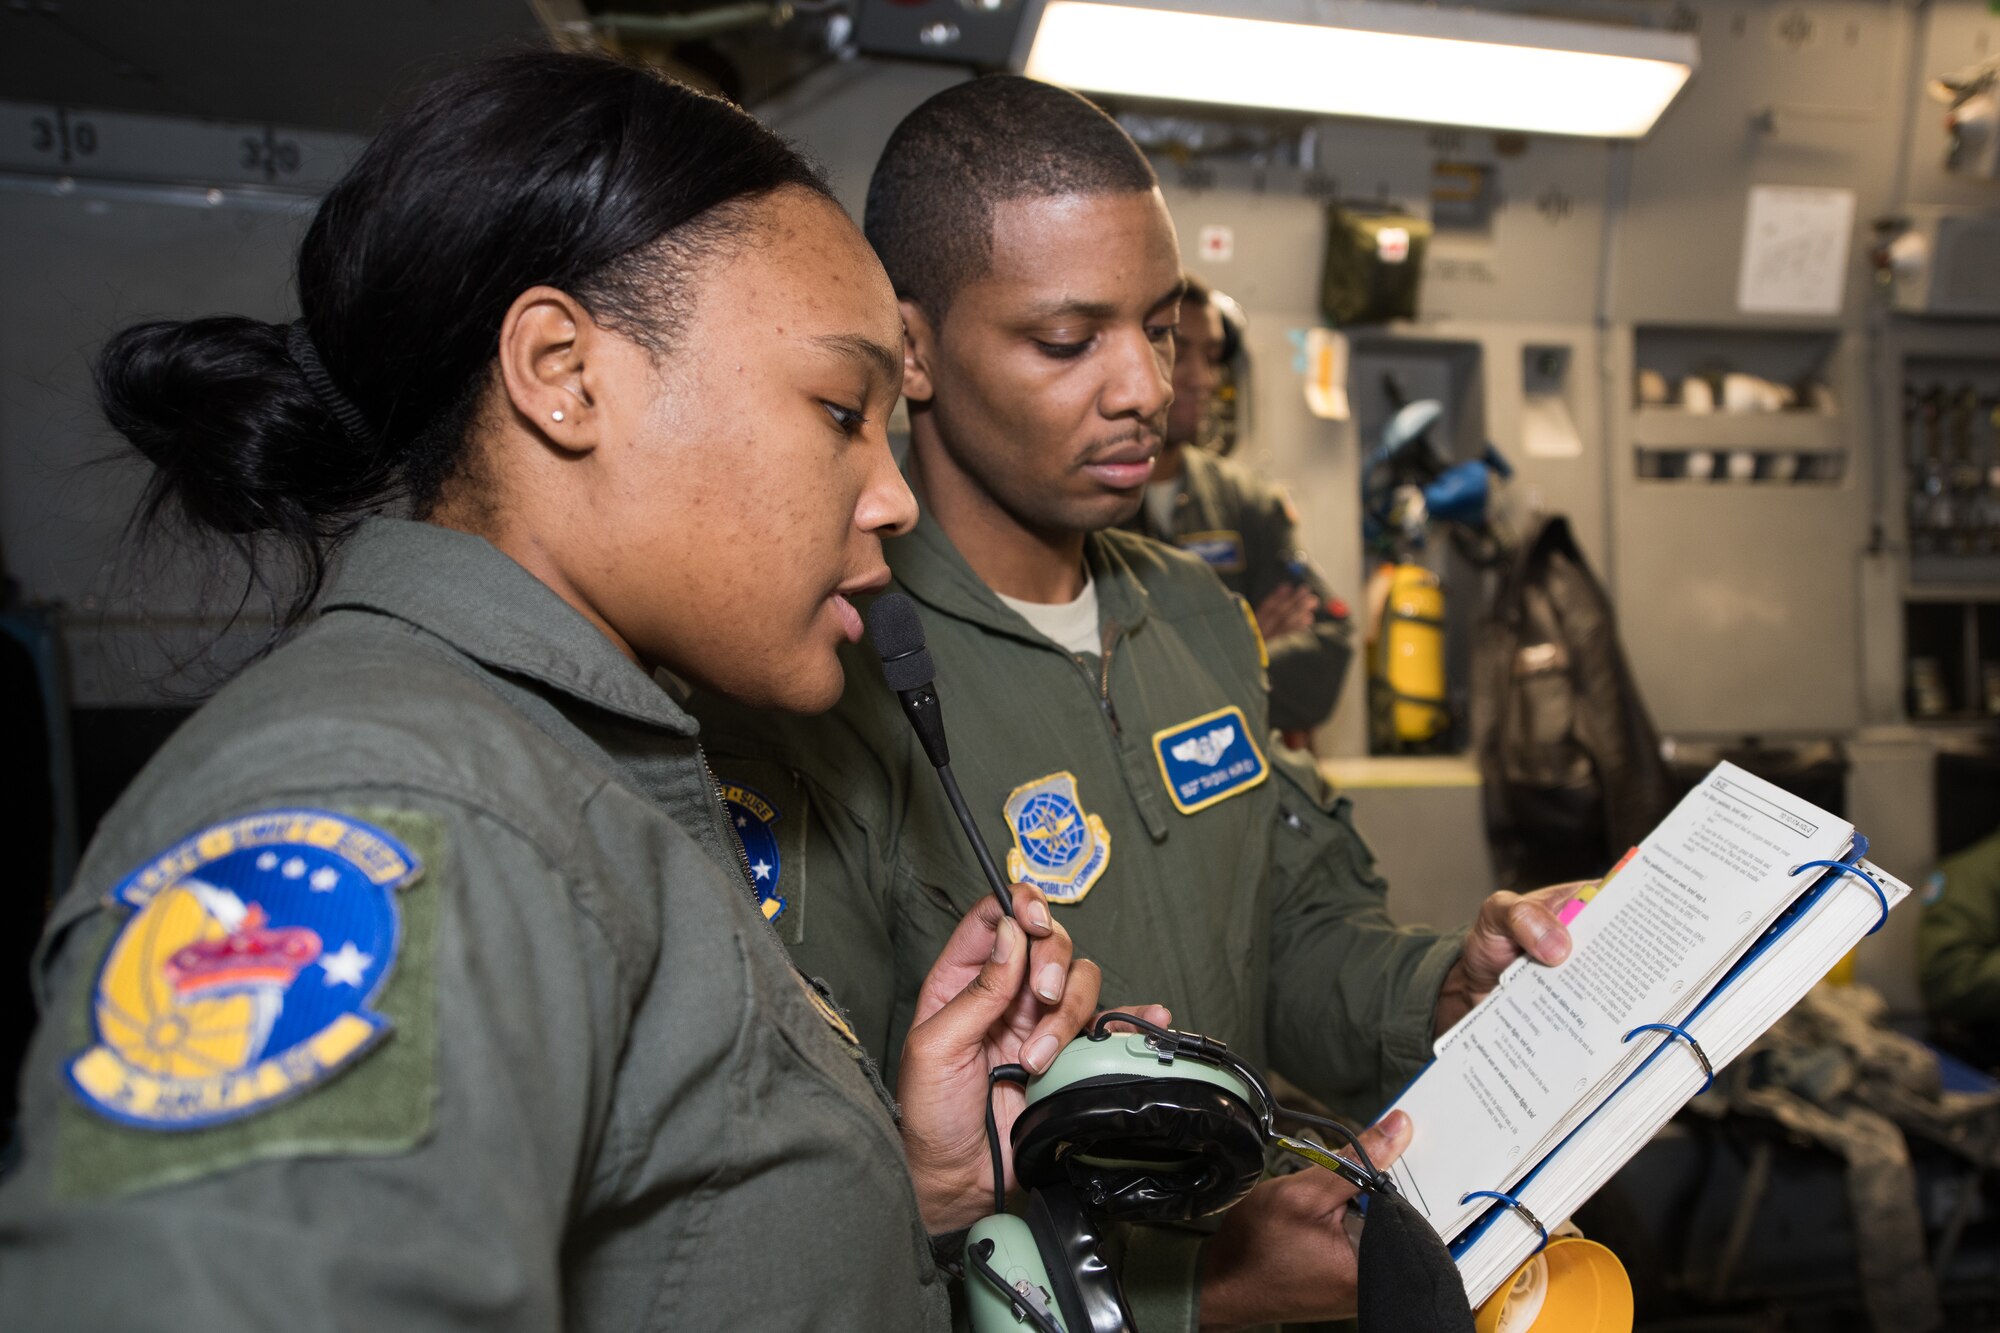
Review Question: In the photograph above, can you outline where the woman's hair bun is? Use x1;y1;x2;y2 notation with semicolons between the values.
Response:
96;315;386;546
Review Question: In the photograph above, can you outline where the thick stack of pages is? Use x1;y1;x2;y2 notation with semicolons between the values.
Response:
1379;761;1912;1307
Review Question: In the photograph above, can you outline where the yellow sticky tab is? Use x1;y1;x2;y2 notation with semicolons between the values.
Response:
1235;595;1269;668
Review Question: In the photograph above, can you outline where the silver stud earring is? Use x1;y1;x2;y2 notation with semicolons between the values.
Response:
551;409;565;423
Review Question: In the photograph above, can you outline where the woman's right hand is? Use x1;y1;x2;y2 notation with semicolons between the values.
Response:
897;884;1113;1234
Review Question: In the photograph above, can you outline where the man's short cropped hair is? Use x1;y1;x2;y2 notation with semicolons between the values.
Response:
863;75;1159;324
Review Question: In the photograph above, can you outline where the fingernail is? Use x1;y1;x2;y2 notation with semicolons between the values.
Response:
1035;962;1065;1003
992;919;1019;964
1379;1110;1410;1139
1026;1034;1059;1071
1027;900;1052;932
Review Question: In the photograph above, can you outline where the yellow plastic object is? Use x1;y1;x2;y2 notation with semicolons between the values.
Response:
1826;945;1859;986
1378;563;1448;744
1473;1238;1633;1333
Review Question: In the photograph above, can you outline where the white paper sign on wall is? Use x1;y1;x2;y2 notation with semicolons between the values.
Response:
1736;185;1855;316
1198;224;1234;262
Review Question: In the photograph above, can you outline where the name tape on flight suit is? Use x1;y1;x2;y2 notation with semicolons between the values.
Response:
1176;530;1247;572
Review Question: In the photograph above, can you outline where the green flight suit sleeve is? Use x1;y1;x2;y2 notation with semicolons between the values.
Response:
1238;484;1353;734
0;802;617;1332
1261;750;1465;1119
1919;832;2000;1027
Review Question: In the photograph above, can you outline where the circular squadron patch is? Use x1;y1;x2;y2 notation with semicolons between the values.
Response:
67;810;420;1131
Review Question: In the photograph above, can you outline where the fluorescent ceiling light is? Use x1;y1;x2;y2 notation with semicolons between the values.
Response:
1018;0;1698;138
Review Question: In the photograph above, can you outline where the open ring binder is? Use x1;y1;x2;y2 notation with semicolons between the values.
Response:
1621;1021;1713;1093
1789;855;1889;935
1458;1189;1548;1255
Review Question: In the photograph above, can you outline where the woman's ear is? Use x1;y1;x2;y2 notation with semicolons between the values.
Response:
898;299;938;405
497;285;599;454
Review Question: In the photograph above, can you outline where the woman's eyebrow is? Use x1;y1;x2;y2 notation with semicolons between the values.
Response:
809;332;901;382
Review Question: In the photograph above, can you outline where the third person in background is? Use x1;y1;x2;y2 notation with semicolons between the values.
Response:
1133;274;1354;736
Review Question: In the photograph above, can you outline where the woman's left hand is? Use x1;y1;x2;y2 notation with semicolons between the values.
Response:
897;883;1167;1234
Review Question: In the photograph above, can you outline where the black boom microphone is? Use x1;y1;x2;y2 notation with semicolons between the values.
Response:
867;592;1016;919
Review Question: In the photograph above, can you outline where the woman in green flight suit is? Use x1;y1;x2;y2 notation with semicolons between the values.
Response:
0;52;1122;1330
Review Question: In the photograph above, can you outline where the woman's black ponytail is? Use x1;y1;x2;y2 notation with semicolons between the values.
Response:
97;316;398;609
95;50;828;633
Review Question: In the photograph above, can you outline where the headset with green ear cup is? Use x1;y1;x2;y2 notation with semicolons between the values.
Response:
1010;1031;1268;1223
966;1214;1066;1331
968;1015;1403;1333
968;1184;1133;1333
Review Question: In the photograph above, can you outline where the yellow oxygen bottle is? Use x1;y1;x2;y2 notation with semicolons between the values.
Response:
1377;562;1449;746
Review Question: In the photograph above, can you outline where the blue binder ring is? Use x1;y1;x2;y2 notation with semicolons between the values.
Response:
1622;1021;1714;1093
1459;1189;1548;1255
1790;858;1889;935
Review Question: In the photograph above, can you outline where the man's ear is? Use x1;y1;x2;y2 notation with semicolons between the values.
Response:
496;285;599;454
898;298;939;405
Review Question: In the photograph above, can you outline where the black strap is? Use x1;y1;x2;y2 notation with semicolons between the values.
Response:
286;322;377;447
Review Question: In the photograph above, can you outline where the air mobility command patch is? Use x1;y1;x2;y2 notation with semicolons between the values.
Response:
1153;706;1270;815
1003;772;1112;905
1177;530;1247;572
57;808;441;1200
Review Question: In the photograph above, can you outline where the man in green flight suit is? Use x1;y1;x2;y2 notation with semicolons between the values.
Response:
692;76;1574;1325
1133;273;1355;734
1918;828;2000;1065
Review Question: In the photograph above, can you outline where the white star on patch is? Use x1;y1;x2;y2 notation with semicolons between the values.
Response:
752;860;773;881
256;852;279;872
737;816;748;828
309;867;339;892
320;942;373;987
282;857;307;879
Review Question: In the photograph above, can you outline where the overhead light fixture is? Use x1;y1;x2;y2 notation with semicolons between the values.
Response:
1014;0;1698;138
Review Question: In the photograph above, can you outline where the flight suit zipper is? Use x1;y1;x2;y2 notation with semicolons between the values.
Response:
1096;619;1122;735
697;743;766;908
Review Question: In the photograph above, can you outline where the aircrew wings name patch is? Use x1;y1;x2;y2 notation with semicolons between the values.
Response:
1153;706;1270;815
68;809;420;1132
1177;531;1246;572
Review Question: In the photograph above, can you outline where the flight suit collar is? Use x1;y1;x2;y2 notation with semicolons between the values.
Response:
320;517;699;737
888;506;1152;650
